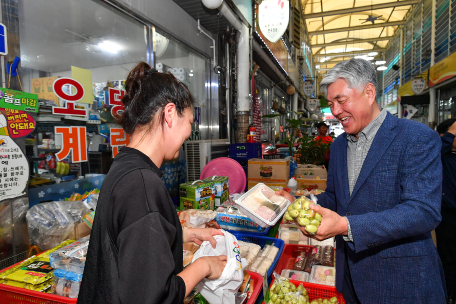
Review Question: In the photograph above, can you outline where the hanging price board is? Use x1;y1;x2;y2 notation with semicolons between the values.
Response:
258;0;289;43
302;80;314;97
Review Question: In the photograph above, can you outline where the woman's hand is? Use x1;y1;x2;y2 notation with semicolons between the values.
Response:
203;255;227;279
275;189;296;203
188;228;224;248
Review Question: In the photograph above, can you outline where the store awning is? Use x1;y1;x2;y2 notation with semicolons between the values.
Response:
303;0;417;76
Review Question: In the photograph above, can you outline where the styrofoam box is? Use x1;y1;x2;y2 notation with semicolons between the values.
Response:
235;183;291;228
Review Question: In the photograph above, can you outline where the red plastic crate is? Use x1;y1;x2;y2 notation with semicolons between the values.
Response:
245;270;263;304
267;244;344;303
0;257;77;304
263;277;345;304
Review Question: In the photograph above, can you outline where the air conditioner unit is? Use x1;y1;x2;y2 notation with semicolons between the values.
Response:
184;139;230;182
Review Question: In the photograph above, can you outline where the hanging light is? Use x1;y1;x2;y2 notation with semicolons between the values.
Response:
377;66;387;71
272;100;279;110
375;60;386;65
368;52;378;56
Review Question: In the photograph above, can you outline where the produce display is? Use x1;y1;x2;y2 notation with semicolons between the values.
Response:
268;274;340;304
283;196;322;234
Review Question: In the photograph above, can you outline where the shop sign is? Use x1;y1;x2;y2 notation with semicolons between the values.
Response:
307;98;319;112
0;88;38;113
302;80;314;97
258;0;289;43
1;108;35;138
403;104;418;119
107;88;125;117
54;126;87;163
52;78;88;117
0;113;29;201
430;51;456;87
0;23;8;56
411;78;426;94
110;128;131;158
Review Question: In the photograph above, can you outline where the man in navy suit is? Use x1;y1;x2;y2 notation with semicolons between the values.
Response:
278;58;446;303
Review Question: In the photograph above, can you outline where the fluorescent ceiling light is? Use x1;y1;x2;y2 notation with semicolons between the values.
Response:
377;66;388;71
316;65;321;69
354;55;367;59
320;57;330;63
189;73;194;76
365;57;374;61
368;52;378;56
98;40;120;54
375;60;386;65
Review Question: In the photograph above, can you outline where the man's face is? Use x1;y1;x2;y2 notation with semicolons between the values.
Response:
318;126;328;136
326;78;375;136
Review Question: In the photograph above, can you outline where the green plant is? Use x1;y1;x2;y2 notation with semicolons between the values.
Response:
297;134;331;165
263;111;303;156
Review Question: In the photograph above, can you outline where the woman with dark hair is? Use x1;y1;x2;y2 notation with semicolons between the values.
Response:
78;62;226;304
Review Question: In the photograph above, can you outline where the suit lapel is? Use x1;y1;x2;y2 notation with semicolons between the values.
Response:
349;113;398;203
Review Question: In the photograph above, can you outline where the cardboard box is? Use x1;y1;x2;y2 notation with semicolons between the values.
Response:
247;180;287;190
202;176;229;207
38;92;60;105
248;158;290;181
32;76;59;93
296;177;327;191
294;164;327;179
179;180;214;211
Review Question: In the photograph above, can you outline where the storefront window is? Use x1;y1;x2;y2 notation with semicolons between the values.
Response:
154;30;209;140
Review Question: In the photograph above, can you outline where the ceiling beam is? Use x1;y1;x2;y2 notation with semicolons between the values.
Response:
313;48;386;58
312;36;394;48
308;20;406;36
303;0;420;19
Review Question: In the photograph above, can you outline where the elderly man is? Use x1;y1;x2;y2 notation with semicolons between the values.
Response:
278;59;446;303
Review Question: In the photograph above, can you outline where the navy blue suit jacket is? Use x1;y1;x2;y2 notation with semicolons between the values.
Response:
318;112;446;303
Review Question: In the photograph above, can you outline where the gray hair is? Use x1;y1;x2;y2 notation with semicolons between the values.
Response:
320;58;378;96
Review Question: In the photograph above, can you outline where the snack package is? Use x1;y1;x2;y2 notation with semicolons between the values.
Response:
321;245;335;267
179;209;217;228
51;269;67;294
293;252;307;271
236;184;290;224
280;269;309;282
62;271;83;298
2;257;54;285
238;241;261;265
255;258;273;276
309;266;336;286
183;250;194;267
49;236;90;272
0;278;53;291
304;246;322;273
278;230;308;245
82;193;99;211
215;206;265;233
309;237;335;247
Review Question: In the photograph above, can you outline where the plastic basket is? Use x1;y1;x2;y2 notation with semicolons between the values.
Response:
245;270;263;304
227;226;271;236
231;232;285;279
0;255;77;303
234;183;291;228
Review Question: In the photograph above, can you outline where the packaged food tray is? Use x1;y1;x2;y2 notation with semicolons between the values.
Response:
0;260;76;304
231;232;284;279
234;183;291;228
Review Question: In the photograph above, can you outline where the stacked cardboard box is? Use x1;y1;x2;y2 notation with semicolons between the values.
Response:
247;158;290;189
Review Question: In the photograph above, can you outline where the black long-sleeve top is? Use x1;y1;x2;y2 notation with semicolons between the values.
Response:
78;147;186;304
441;132;456;210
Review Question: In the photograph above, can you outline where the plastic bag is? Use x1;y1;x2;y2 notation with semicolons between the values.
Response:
49;235;89;272
26;201;90;250
192;230;248;304
0;197;29;240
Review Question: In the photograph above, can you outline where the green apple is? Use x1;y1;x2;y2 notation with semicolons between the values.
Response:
299;210;307;218
284;212;293;221
289;209;299;218
305;224;318;234
310;219;321;226
297;217;310;226
314;212;322;222
293;201;302;210
288;205;294;213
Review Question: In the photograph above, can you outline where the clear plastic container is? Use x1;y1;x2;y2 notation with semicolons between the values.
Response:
280;269;309;282
309;265;336;286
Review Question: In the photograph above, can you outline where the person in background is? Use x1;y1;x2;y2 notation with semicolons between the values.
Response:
436;119;456;304
78;62;226;304
314;122;332;168
276;58;445;303
315;122;333;144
